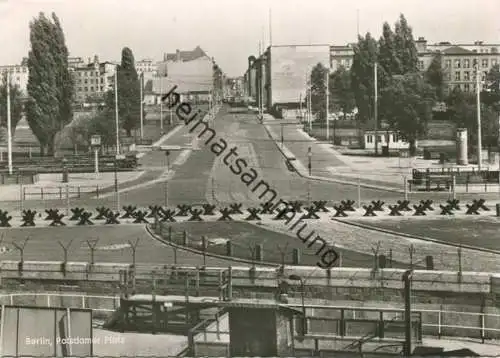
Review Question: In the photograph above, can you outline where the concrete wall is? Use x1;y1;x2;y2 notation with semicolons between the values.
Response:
1;261;500;340
2;261;500;296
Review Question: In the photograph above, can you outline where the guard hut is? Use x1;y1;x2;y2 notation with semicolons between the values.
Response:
221;300;301;357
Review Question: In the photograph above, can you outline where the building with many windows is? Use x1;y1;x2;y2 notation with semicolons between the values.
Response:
135;58;158;77
0;63;29;95
330;44;355;71
71;55;117;103
416;38;500;94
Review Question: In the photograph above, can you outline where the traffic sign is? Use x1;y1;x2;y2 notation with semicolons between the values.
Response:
91;135;101;147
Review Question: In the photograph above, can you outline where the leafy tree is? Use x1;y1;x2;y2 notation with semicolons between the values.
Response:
377;22;400;87
110;47;141;137
393;14;419;74
330;66;355;119
379;73;435;155
425;53;445;101
310;62;328;121
88;90;118;148
25;12;73;156
482;64;500;108
351;33;379;123
0;74;24;136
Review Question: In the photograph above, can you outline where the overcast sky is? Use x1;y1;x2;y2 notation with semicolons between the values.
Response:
1;0;499;76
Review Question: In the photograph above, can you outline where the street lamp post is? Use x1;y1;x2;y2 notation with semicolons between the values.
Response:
474;60;483;170
281;123;284;146
114;154;125;212
140;72;144;140
288;274;307;336
6;71;13;175
308;146;312;176
114;69;120;156
164;150;170;207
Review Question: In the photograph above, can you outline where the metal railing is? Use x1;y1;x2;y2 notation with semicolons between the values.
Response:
189;303;500;344
0;292;119;313
22;185;101;200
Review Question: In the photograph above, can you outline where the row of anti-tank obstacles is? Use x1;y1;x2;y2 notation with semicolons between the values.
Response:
0;198;494;227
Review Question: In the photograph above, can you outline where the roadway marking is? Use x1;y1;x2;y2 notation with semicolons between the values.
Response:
94;149;192;198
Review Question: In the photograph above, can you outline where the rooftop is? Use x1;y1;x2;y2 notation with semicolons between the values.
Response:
164;46;208;62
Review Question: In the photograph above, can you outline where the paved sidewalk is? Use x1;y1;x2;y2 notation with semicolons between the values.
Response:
264;121;404;192
0;171;145;201
264;118;500;194
0;106;223;203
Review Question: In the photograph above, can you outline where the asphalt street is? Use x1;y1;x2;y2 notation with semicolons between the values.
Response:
0;105;492;212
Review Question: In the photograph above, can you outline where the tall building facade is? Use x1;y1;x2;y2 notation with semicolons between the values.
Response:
155;46;225;102
330;44;355;71
135;58;158;77
0;63;29;95
245;39;500;110
416;38;500;93
71;55;117;103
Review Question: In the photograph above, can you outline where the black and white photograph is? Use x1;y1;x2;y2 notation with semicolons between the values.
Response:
0;0;500;356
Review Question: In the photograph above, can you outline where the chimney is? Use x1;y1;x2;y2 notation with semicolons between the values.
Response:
163;53;168;61
94;55;99;64
176;49;181;62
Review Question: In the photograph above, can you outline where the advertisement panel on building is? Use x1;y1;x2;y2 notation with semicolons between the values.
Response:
270;45;330;106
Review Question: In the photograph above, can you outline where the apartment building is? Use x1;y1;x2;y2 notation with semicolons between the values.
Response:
0;64;29;95
330;44;355;71
417;38;500;93
135;58;157;77
71;55;117;103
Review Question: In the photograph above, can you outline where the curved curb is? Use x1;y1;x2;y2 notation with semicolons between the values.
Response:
260;121;403;194
144;224;278;267
331;218;500;256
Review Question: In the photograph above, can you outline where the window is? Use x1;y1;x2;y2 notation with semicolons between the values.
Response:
454;59;461;68
366;135;373;143
455;71;461;81
101;78;104;83
418;60;424;70
22;67;27;73
84;79;88;84
84;87;88;91
463;59;470;68
445;72;451;81
482;59;488;68
100;86;104;91
392;133;398;142
90;86;94;91
482;71;487;81
464;83;470;92
96;72;99;76
492;59;498;66
464;71;470;81
445;60;451;68
377;135;382;143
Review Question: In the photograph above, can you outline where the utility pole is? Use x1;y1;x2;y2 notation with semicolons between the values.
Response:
326;66;330;141
374;62;379;155
114;69;120;155
299;93;302;122
475;60;483;170
139;72;144;140
6;71;13;175
269;8;272;47
160;76;164;132
307;81;312;133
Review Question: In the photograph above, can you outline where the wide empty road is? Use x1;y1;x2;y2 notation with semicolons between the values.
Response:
4;105;425;212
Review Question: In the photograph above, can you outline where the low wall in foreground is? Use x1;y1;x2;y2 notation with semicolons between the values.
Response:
1;261;500;339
